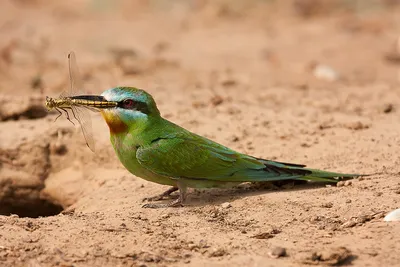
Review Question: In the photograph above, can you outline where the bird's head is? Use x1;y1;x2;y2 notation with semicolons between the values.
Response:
100;87;160;134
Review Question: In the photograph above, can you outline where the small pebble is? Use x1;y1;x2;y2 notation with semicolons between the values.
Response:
341;221;357;228
383;104;394;113
268;247;286;258
209;248;226;257
221;202;232;209
51;142;68;155
356;215;370;224
344;180;352;187
210;95;224;106
161;213;171;219
337;181;345;187
187;244;198;251
321;202;333;208
313;64;339;82
384;208;400;222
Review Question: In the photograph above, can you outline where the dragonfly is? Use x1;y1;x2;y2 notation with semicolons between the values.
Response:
45;52;117;152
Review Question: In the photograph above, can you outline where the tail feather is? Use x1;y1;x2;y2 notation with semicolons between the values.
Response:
257;159;363;182
221;158;365;183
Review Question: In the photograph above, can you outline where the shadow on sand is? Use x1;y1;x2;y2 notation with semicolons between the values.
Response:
147;180;338;207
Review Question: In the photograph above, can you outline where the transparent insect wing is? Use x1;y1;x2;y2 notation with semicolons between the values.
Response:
72;105;95;152
67;51;95;152
68;51;84;95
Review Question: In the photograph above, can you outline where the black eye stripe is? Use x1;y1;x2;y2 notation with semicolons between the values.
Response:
117;99;150;114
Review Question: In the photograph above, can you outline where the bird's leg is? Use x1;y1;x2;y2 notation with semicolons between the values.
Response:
142;183;187;209
142;186;178;202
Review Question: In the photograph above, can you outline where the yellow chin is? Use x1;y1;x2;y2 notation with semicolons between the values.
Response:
101;110;128;134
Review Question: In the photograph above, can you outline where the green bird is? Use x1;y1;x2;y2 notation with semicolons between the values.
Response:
93;87;359;208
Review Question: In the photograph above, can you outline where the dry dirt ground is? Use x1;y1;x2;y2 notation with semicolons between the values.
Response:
1;1;400;266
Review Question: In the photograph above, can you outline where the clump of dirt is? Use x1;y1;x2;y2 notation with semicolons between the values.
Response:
0;94;48;121
298;247;354;266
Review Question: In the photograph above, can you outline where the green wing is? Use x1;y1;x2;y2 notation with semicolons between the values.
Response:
136;134;264;180
136;133;315;182
136;121;360;183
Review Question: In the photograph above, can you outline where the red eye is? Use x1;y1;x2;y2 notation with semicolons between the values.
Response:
123;99;135;109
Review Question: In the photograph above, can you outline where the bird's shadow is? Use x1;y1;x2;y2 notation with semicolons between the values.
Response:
160;180;337;207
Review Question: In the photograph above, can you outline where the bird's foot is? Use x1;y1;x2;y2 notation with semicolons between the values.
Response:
142;198;183;209
142;187;178;202
142;183;187;209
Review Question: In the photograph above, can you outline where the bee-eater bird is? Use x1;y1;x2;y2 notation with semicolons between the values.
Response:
97;87;359;208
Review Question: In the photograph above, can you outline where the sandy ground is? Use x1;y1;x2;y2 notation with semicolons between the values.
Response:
1;1;400;266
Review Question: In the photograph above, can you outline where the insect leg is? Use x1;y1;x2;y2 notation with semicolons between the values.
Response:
70;107;79;123
60;107;75;126
54;108;62;122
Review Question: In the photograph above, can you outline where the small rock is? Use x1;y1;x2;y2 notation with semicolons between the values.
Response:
210;95;224;106
160;213;171;219
231;136;240;142
300;247;353;265
385;52;400;64
187;243;198;251
221;202;232;209
300;143;312;148
209;248;226;257
221;79;237;87
384;208;400;222
192;101;206;108
383;104;394;113
356;214;372;224
344;180;352;187
312;64;339;82
345;121;369;130
321;202;333;208
341;221;357;228
373;212;385;219
337;181;345;187
384;36;400;64
51;142;68;155
251;232;273;239
251;229;281;239
268;247;286;259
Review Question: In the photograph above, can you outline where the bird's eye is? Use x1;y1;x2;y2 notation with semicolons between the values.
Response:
123;99;135;109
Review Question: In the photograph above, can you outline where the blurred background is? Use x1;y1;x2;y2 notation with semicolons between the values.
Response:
0;0;399;98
